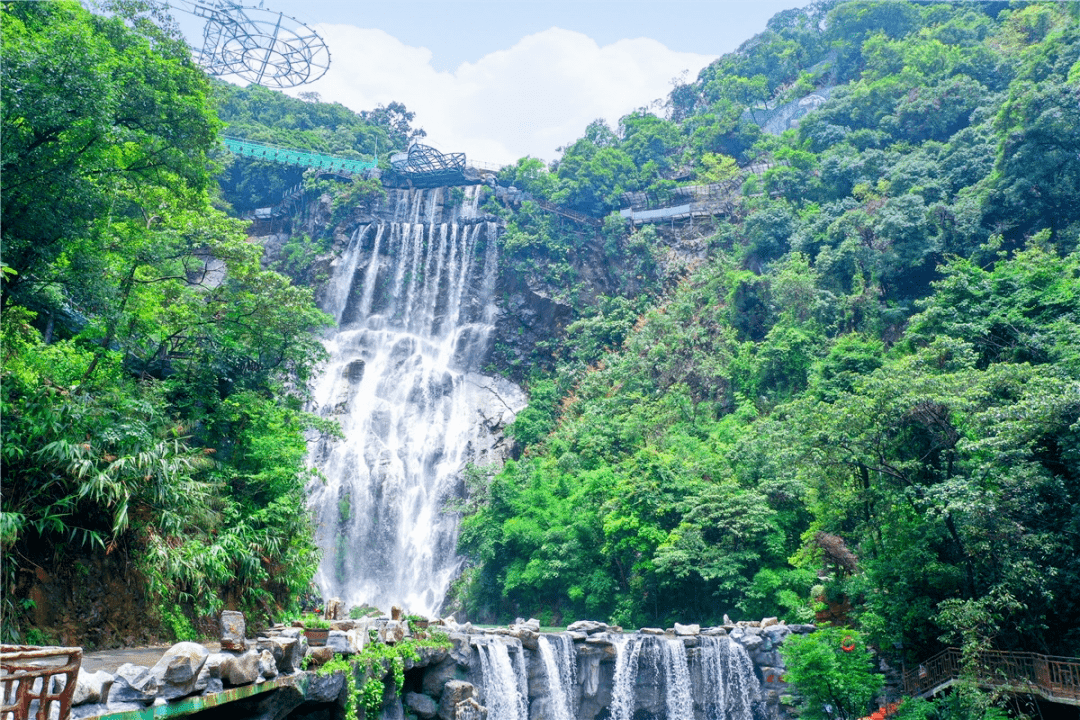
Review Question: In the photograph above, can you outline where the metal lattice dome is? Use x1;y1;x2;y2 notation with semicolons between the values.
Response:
174;1;330;88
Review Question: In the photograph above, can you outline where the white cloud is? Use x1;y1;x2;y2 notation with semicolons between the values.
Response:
287;24;716;167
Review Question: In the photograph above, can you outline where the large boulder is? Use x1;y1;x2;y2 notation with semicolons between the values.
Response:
202;653;227;679
583;635;618;657
413;644;451;669
567;620;613;635
422;658;460;698
193;665;222;696
751;650;783;668
405;692;439;719
71;670;113;706
220;650;261;686
270;636;302;674
325;630;351;655
220;611;246;651
149;642;209;699
736;633;764;652
258;649;278;681
108;664;159;705
344;628;368;655
674;623;700;636
448;634;473;667
325;597;345;620
257;637;281;664
306;646;335;667
437;680;478;720
305;673;345;704
763;624;791;645
198;653;228;695
381;620;407;644
509;626;539;650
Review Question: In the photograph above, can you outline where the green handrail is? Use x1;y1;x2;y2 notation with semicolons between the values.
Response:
221;136;377;174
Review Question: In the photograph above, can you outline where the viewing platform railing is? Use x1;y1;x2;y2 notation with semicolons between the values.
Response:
904;648;1080;706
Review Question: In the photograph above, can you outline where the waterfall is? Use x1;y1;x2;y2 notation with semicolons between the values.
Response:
327;225;366;324
307;186;524;616
698;636;763;720
538;634;577;720
476;639;529;720
611;636;645;720
663;638;695;720
610;634;762;720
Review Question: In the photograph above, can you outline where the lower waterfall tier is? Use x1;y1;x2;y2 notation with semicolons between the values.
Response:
286;618;816;720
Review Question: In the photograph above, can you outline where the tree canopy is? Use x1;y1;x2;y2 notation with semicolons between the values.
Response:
1;0;332;644
456;0;1080;667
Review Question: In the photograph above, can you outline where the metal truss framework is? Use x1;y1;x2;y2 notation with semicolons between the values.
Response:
390;144;466;186
171;1;330;88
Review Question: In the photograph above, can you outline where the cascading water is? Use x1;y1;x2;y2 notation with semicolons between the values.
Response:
697;636;763;720
307;186;524;616
476;639;529;720
663;638;695;720
608;634;763;720
611;636;645;720
538;634;578;720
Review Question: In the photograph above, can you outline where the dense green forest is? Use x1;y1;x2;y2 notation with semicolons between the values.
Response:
2;0;1078;686
0;0;346;643
454;0;1080;665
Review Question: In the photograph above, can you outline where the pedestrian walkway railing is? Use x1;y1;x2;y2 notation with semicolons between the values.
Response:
221;136;377;174
904;648;1080;706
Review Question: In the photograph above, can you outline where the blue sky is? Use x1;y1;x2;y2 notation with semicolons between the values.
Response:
172;0;807;165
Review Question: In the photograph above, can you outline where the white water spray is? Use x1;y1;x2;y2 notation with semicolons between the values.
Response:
611;636;644;720
476;639;529;720
663;638;695;720
538;634;577;720
307;186;524;616
698;635;762;720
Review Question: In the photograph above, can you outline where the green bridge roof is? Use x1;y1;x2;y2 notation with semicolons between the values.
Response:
221;136;377;174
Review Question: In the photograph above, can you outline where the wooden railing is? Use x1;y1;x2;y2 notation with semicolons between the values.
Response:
904;648;1080;705
1;645;83;720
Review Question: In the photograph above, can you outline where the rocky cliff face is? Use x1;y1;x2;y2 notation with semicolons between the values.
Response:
261;181;725;387
251;182;735;619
